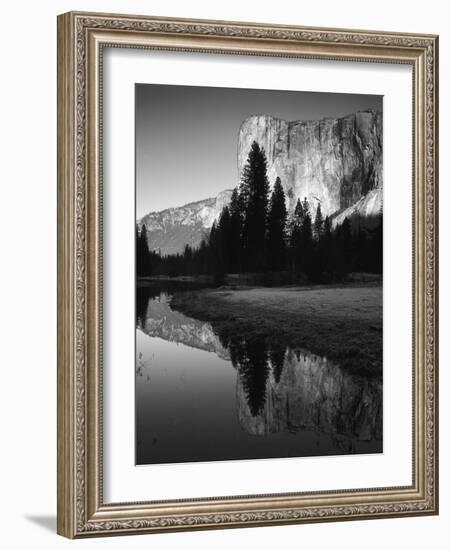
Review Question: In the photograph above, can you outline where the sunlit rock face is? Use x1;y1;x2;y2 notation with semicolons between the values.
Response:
238;110;383;219
236;348;382;443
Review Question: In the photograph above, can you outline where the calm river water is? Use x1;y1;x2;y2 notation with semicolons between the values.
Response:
136;281;382;465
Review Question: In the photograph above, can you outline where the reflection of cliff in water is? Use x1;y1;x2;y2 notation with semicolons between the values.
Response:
137;285;382;448
236;346;382;445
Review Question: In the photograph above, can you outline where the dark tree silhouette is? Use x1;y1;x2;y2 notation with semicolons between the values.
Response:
240;141;270;271
336;217;353;274
320;215;335;276
288;198;305;271
228;187;243;272
208;220;224;279
302;196;310;218
136;286;151;328
269;343;286;384
354;222;368;272
288;198;304;241
142;178;383;283
236;338;270;416
371;214;383;274
217;206;232;273
313;203;324;241
267;177;288;271
136;224;150;277
298;213;314;278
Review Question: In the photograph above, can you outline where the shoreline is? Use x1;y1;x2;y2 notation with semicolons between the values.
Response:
170;284;382;377
137;271;382;289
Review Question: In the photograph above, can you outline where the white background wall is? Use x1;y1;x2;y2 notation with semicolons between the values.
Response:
0;0;447;548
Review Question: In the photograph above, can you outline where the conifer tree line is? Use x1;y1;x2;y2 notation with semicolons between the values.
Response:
136;141;382;282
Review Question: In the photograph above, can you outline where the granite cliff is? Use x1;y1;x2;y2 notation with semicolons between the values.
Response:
238;109;382;220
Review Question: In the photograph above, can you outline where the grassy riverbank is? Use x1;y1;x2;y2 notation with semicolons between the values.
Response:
171;284;382;376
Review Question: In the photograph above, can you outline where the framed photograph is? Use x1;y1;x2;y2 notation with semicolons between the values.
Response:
57;11;439;538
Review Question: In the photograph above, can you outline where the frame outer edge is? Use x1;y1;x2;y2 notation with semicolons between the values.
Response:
57;12;77;539
431;35;439;515
56;10;439;538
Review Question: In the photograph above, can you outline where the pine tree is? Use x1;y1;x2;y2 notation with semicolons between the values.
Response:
210;220;225;278
367;214;383;273
183;244;193;275
217;206;231;273
240;141;270;271
289;199;304;243
321;215;334;275
354;221;368;272
323;215;332;240
269;344;286;384
229;187;242;272
237;339;270;416
136;224;150;277
335;217;353;276
302;197;310;218
374;214;383;274
267;177;288;271
313;203;324;240
290;196;311;277
299;213;314;279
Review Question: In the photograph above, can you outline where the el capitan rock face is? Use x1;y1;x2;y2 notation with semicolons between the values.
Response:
238;109;383;219
139;110;382;254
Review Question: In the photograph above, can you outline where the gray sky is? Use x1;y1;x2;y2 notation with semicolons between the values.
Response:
136;84;382;218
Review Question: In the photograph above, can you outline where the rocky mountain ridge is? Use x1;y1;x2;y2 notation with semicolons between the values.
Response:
139;190;233;256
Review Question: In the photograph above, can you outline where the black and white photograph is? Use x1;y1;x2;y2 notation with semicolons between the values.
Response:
135;84;383;465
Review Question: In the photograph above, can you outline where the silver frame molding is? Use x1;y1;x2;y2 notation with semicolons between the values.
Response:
57;11;439;538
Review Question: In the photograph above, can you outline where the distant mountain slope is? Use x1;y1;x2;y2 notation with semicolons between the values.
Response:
138;190;233;256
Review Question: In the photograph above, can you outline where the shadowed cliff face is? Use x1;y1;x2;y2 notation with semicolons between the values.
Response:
238;110;383;219
236;347;382;444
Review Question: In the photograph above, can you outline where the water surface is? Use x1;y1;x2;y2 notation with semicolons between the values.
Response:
136;282;382;465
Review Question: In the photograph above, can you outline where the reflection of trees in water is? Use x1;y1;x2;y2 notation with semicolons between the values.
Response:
219;330;286;417
269;344;286;384
137;285;288;417
137;285;286;418
136;286;151;329
233;338;271;416
136;286;382;447
167;307;288;417
135;286;310;419
137;285;324;420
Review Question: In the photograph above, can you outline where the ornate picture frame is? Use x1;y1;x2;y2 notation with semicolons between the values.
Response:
57;11;438;538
